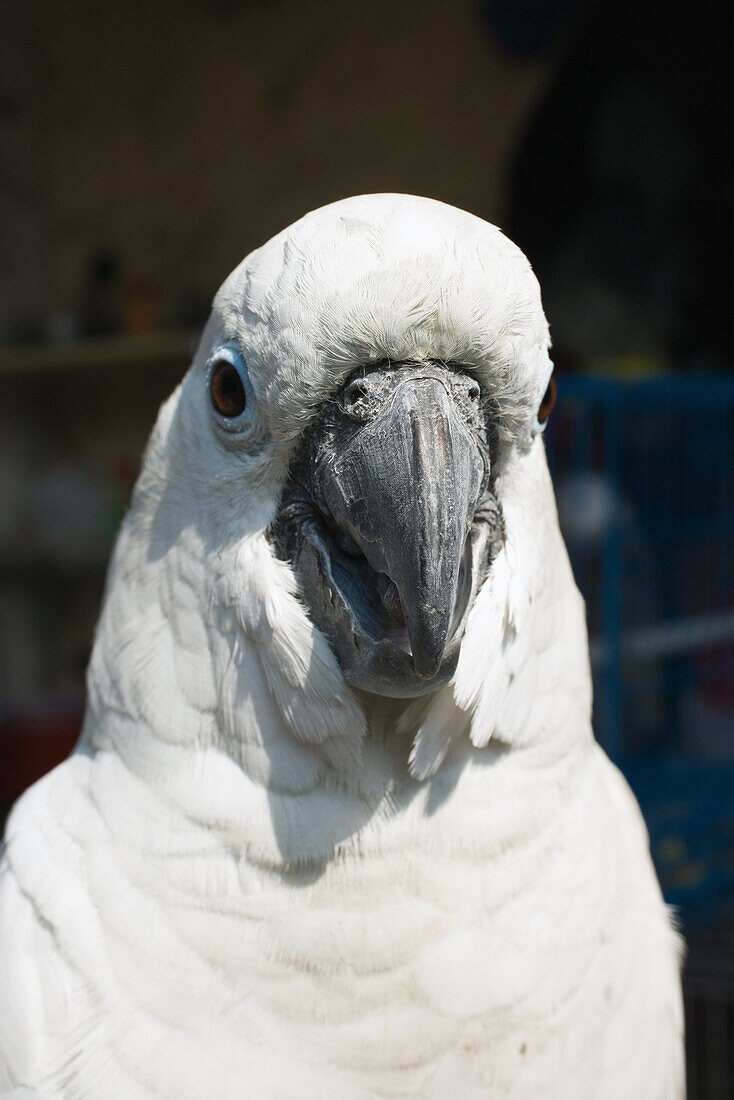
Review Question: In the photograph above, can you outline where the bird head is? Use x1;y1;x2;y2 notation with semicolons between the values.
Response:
89;195;587;799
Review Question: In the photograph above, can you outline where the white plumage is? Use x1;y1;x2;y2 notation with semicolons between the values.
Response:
0;195;684;1098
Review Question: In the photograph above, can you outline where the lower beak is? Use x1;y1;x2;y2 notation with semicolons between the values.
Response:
318;376;486;679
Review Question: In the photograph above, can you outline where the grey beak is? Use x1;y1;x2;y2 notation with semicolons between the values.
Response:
318;376;486;679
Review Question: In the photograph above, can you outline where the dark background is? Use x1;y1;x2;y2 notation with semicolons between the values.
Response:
0;1;732;1094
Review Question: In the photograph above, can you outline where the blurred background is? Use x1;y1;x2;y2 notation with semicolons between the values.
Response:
0;0;731;1092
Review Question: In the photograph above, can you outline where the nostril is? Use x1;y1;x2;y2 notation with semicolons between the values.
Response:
344;379;369;408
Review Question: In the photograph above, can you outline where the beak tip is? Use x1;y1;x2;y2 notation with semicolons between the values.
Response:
406;603;454;681
411;643;447;681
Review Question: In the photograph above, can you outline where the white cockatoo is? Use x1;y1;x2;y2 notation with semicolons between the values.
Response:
0;195;684;1098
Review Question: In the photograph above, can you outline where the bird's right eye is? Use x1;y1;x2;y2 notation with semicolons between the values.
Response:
210;359;247;418
537;376;556;424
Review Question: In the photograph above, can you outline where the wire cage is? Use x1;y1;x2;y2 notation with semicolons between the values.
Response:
546;375;734;931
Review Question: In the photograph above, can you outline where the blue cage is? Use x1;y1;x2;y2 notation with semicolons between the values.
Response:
545;375;734;930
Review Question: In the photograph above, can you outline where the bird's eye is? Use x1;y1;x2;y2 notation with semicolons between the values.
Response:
210;359;247;418
537;376;556;424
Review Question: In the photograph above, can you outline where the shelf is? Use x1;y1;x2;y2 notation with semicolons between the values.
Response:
0;329;199;378
0;554;108;580
588;609;734;667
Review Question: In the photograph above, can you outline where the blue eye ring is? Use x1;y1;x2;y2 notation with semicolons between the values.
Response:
206;346;254;435
210;357;246;418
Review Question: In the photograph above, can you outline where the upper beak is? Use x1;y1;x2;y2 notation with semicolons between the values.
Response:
318;374;486;679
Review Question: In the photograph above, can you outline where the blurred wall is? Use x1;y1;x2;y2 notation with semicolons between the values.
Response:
2;0;555;333
0;4;48;334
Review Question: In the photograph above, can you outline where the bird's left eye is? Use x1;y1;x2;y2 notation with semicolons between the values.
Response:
537;376;557;424
210;359;247;418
